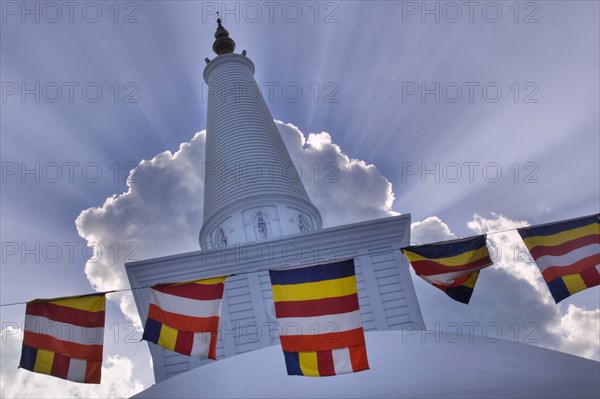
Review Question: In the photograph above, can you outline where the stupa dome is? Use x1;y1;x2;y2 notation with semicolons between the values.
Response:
133;331;600;398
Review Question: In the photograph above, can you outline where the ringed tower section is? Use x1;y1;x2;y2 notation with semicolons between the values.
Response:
200;19;322;248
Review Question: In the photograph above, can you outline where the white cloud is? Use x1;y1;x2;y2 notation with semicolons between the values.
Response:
466;212;550;297
75;120;598;383
0;328;144;398
76;121;397;323
76;132;206;324
410;216;456;244
552;305;600;360
277;121;398;227
411;212;600;361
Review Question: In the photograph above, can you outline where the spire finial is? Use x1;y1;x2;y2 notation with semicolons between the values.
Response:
212;12;236;55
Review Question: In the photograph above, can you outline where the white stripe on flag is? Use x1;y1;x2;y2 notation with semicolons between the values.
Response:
332;347;352;375
24;315;104;345
150;289;222;318
67;358;87;383
419;267;483;286
535;243;600;272
277;310;362;336
190;332;212;357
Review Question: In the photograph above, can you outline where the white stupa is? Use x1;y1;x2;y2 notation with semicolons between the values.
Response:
134;331;599;398
200;18;322;247
126;20;599;398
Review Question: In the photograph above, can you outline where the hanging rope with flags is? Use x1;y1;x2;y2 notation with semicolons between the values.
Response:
3;213;599;383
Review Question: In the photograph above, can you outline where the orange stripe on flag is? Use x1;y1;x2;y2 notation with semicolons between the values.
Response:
350;344;370;372
23;332;103;361
279;328;366;352
541;254;600;283
85;360;102;384
148;304;219;333
208;333;218;360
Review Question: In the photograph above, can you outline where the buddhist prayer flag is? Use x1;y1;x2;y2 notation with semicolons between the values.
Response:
269;259;369;377
142;276;228;359
19;293;106;384
518;214;600;303
402;235;493;304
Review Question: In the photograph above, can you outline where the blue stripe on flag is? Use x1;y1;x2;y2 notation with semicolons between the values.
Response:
142;318;162;344
269;259;355;285
283;351;303;376
547;278;571;303
518;214;599;238
19;345;37;371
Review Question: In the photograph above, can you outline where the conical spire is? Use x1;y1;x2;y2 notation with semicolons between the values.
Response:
212;15;236;55
200;24;323;247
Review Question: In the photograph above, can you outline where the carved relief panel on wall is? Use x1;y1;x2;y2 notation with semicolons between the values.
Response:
243;206;281;241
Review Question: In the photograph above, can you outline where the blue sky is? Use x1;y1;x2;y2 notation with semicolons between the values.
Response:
1;1;599;397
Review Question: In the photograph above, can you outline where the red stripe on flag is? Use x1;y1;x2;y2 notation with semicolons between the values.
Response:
528;234;600;259
280;328;366;352
274;294;360;318
317;350;336;376
411;256;492;276
152;282;224;301
23;331;103;361
349;344;369;372
541;254;600;283
174;330;194;356
453;274;472;287
579;266;600;288
148;304;219;333
50;351;70;380
85;360;102;384
26;302;105;328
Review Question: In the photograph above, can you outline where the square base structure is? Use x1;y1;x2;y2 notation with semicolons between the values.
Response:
126;214;424;382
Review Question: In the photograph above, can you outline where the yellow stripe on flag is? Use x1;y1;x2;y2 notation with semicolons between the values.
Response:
462;272;479;289
170;275;228;286
272;275;357;302
522;223;599;250
193;276;228;285
403;246;490;267
299;352;319;376
158;323;178;351
33;348;55;375
562;274;587;295
48;295;105;312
